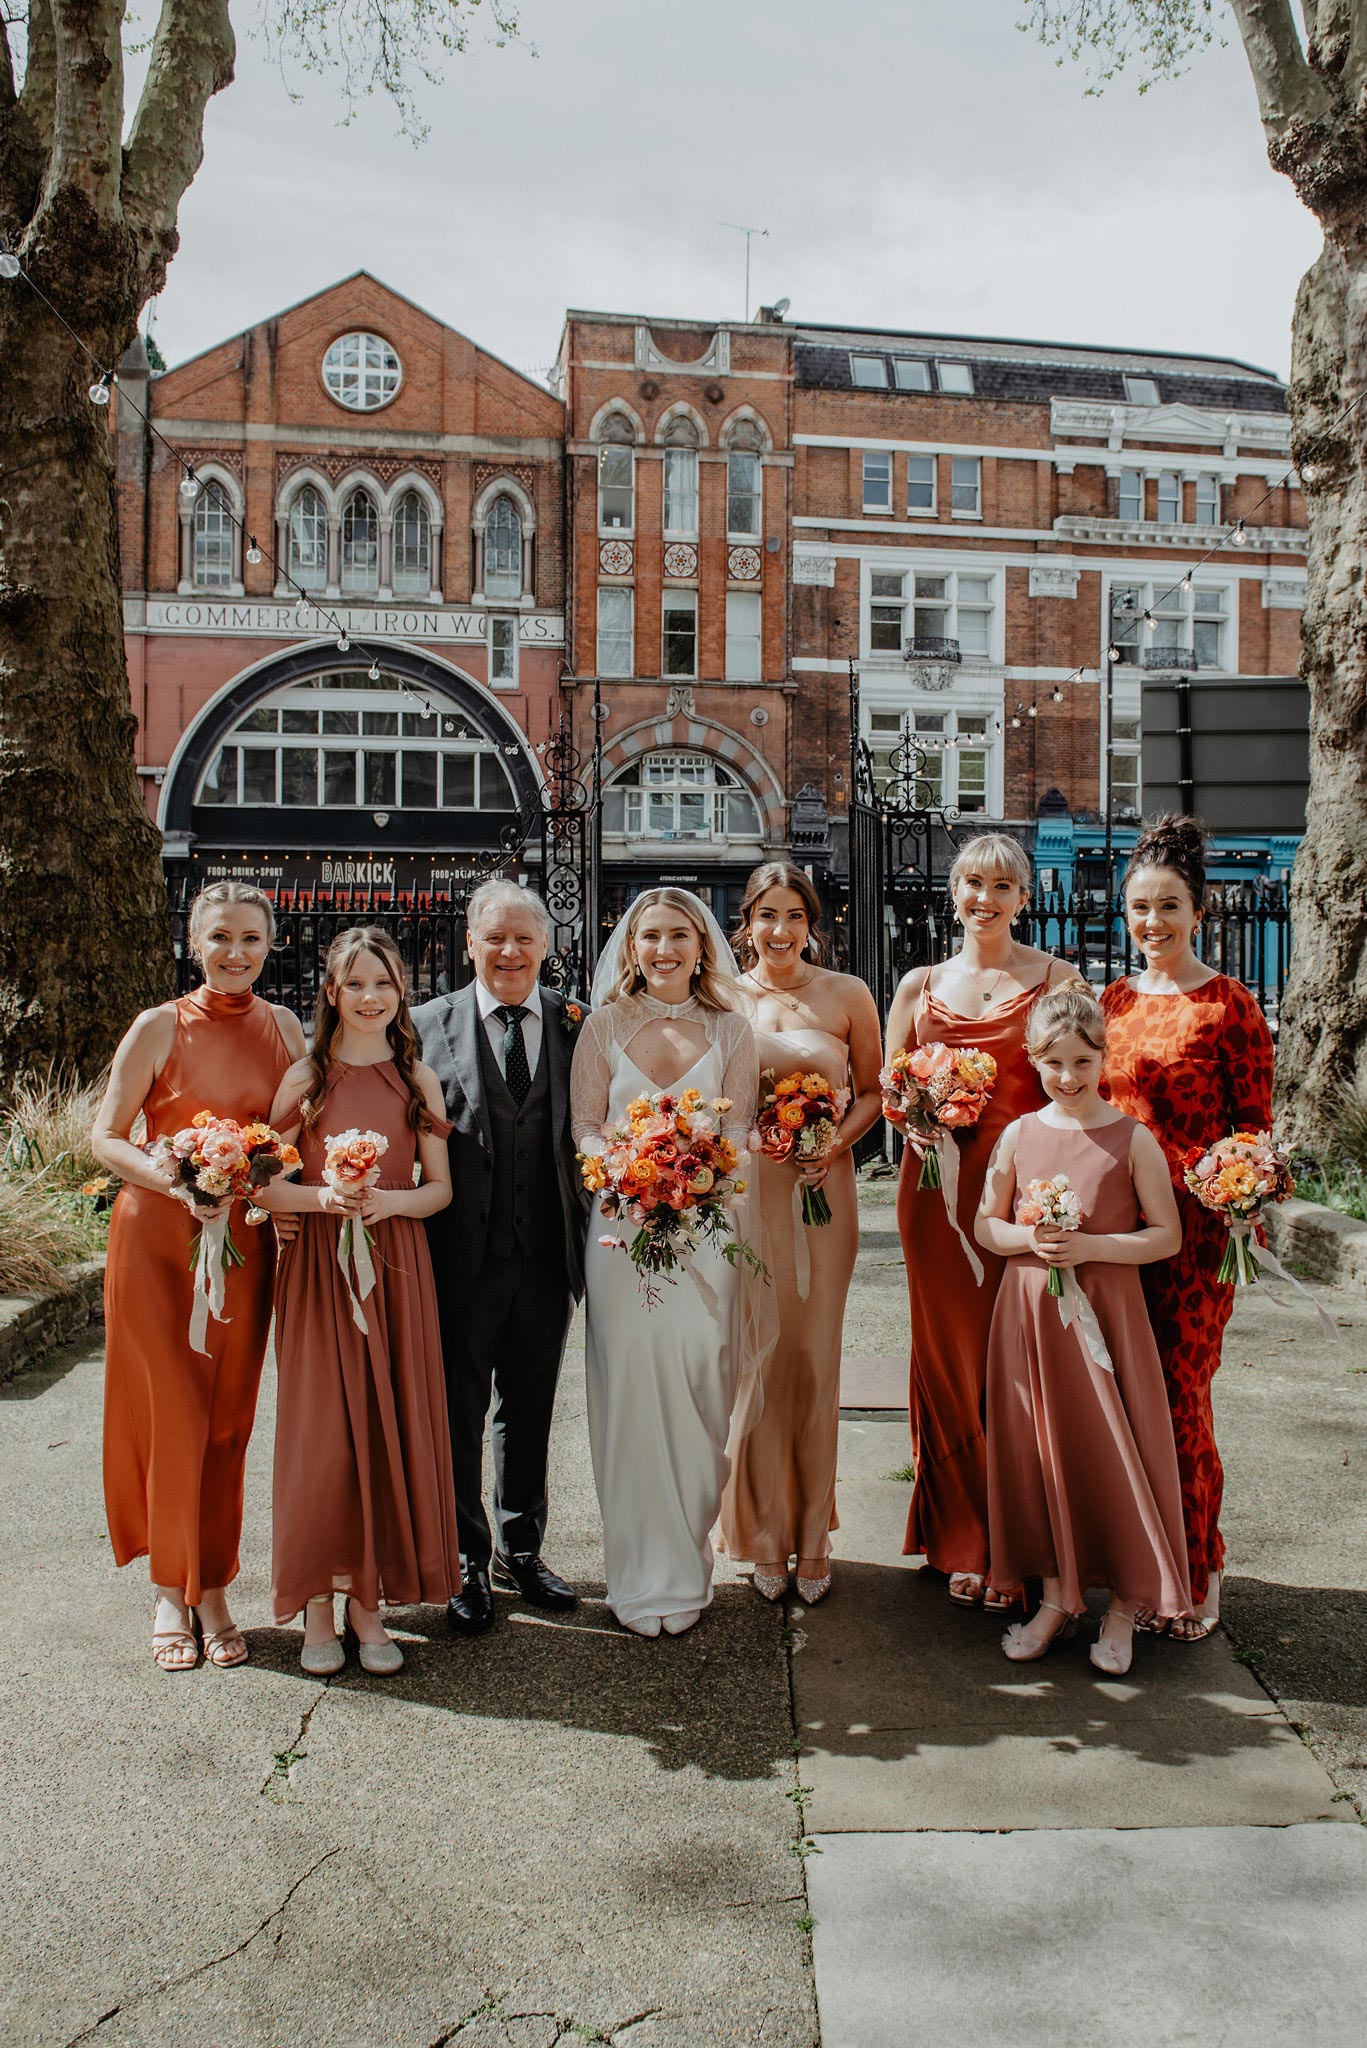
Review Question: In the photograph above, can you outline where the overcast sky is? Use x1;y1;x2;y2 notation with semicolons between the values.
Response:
145;0;1319;383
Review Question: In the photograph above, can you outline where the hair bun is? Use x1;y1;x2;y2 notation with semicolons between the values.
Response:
1133;812;1206;867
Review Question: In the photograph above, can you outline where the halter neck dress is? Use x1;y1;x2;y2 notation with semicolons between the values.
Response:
720;1023;857;1566
103;984;294;1602
895;969;1051;1577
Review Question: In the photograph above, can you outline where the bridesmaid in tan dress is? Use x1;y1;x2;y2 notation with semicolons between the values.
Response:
93;881;305;1669
257;926;459;1676
720;863;883;1604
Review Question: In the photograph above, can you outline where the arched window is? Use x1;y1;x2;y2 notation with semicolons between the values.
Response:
287;485;327;592
484;495;523;600
192;480;235;588
391;491;431;596
341;489;379;595
725;419;764;538
662;415;700;536
603;751;761;844
597;412;636;531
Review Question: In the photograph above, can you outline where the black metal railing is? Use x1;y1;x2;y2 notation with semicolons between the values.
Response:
903;635;961;663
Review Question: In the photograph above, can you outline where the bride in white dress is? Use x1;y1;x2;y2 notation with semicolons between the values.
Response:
570;889;763;1639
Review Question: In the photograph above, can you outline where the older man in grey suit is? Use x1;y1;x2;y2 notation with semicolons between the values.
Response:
412;881;587;1634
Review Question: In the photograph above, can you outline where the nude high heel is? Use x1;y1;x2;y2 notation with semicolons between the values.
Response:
1001;1601;1077;1663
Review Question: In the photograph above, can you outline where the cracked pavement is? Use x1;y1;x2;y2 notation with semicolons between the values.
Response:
0;1302;818;2048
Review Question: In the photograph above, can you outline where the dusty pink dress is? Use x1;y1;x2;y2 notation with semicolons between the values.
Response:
271;1059;461;1620
985;1113;1192;1617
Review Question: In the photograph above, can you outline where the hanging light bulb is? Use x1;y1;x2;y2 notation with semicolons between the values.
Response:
1300;462;1319;484
336;632;351;652
368;660;381;682
1143;610;1158;632
0;245;20;280
179;469;200;501
1231;519;1249;547
88;374;111;407
245;535;262;565
1027;702;1038;719
1009;708;1022;729
1181;571;1193;591
1106;642;1123;663
1051;686;1064;703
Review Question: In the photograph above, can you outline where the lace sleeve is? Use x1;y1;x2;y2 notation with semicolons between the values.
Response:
570;1005;615;1149
714;1009;760;1144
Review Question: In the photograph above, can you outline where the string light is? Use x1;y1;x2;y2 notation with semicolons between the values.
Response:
1010;706;1023;729
368;661;381;681
88;374;111;407
0;243;19;280
1027;702;1038;719
179;469;200;500
336;632;350;652
1231;519;1249;547
245;535;263;564
1051;685;1064;703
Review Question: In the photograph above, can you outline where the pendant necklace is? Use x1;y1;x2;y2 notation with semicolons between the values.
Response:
745;967;817;1015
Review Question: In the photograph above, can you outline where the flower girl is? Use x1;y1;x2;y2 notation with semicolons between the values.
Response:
255;927;459;1675
974;985;1191;1674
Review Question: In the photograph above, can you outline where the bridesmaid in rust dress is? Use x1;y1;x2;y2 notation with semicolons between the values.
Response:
720;863;884;1606
94;882;305;1670
258;926;459;1676
1102;816;1274;1641
882;833;1081;1610
976;985;1189;1676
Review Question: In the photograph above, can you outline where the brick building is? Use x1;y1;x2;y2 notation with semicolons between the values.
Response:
117;273;568;901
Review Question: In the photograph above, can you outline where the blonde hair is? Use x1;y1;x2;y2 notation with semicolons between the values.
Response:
189;880;275;952
1025;984;1107;1060
948;832;1033;897
612;889;734;1012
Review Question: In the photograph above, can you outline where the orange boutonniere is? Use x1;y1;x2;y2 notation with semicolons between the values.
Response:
562;1000;585;1035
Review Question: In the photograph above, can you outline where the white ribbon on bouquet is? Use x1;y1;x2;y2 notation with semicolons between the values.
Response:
188;1211;232;1356
1052;1268;1116;1375
336;1213;378;1334
933;1131;985;1286
1232;1222;1341;1343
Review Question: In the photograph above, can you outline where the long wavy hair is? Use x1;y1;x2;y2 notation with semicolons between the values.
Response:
734;860;828;969
611;889;734;1012
299;927;432;1135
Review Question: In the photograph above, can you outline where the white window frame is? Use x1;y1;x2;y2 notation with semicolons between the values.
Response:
1109;710;1142;820
287;485;328;593
906;453;936;515
322;332;402;412
598;442;635;534
484;495;523;600
489;615;518;688
1117;469;1144;522
597;587;633;678
865;563;999;662
894;358;931;391
726;450;763;539
850;354;889;389
1156;471;1181;524
862;450;893;514
192;480;236;590
866;703;999;816
340;489;380;596
1106;576;1233;673
662;589;698;679
663;446;699;537
1195;473;1220;526
605;750;762;846
936;361;974;395
725;591;762;682
391;490;431;597
1123;375;1160;406
950;455;981;517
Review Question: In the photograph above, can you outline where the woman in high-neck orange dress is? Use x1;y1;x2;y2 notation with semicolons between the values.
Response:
93;884;304;1669
883;834;1082;1608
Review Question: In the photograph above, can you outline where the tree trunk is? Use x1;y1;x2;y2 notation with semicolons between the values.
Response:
1275;233;1367;1142
0;278;173;1080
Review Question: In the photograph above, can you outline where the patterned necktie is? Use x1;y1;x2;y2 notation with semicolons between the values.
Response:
494;1004;532;1106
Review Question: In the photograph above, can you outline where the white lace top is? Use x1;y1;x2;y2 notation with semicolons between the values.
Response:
570;995;759;1149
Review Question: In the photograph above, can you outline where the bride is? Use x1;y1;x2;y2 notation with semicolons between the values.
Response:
570;888;765;1638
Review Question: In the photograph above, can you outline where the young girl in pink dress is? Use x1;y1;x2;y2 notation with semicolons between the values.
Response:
975;985;1191;1676
256;926;459;1676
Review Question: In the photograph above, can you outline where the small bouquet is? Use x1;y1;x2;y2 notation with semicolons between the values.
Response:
879;1042;998;1191
1182;1131;1295;1285
578;1087;763;1308
756;1070;851;1226
322;1127;390;1332
1017;1174;1083;1299
145;1114;301;1352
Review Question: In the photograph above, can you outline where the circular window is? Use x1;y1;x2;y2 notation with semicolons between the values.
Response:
322;332;402;412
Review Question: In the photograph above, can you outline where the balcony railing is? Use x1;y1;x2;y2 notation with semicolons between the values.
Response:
903;636;961;663
1140;646;1199;672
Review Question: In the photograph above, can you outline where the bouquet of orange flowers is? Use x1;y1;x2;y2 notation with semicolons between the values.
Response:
145;1113;301;1351
879;1042;997;1191
1182;1130;1295;1285
757;1069;851;1226
1017;1174;1084;1299
322;1127;390;1332
578;1087;763;1307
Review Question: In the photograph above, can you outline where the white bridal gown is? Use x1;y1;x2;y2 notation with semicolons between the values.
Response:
571;995;759;1628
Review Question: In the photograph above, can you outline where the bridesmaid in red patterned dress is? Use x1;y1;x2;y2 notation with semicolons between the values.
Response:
1102;816;1274;1641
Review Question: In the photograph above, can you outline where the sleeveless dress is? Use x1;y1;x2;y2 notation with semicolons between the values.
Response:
1100;974;1274;1602
571;1001;759;1628
720;1025;857;1565
985;1114;1192;1616
896;972;1050;1574
270;1059;461;1620
103;985;294;1602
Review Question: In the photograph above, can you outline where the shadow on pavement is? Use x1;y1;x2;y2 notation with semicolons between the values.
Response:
1224;1572;1367;1713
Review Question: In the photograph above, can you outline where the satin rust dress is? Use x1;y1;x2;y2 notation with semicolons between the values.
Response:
721;1026;858;1566
896;972;1051;1575
103;985;294;1602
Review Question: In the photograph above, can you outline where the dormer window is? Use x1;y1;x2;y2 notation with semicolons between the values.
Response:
936;361;974;395
850;355;889;389
1124;375;1160;406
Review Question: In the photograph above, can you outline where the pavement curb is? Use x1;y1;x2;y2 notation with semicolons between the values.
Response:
0;1257;105;1385
1266;1196;1367;1299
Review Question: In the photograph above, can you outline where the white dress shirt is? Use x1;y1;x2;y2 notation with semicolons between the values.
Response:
475;977;545;1083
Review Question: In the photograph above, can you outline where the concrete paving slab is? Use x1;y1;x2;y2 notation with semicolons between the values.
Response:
806;1824;1367;2048
837;1353;906;1411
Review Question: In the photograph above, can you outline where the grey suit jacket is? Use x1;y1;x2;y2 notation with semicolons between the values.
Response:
412;982;587;1304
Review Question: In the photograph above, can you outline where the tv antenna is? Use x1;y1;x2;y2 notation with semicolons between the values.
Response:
719;222;769;323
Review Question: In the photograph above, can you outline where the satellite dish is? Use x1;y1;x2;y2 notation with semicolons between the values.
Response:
771;297;791;319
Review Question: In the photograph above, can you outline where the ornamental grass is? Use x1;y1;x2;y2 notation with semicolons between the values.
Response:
0;1067;111;1295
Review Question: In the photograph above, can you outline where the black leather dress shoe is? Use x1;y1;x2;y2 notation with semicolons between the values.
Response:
492;1551;578;1611
447;1565;494;1635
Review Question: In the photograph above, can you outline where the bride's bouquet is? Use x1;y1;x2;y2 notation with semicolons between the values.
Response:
756;1069;851;1226
579;1087;764;1308
145;1113;301;1351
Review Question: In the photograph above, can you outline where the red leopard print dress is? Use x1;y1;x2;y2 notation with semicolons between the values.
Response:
1100;975;1274;1603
